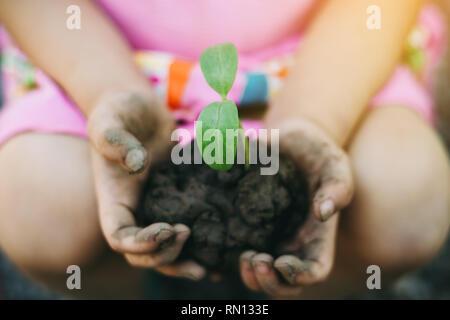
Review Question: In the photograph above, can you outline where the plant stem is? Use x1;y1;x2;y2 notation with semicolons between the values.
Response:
239;121;250;169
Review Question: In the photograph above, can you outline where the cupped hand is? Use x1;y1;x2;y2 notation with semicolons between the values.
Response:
88;89;206;281
240;118;354;297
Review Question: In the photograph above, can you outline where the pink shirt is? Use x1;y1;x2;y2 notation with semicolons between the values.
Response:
95;0;317;59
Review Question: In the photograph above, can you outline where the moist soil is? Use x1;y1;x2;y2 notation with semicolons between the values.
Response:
136;141;309;272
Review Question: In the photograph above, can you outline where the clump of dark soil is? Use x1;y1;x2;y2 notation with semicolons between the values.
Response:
136;141;309;272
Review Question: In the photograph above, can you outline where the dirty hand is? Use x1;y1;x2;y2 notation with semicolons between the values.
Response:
88;89;206;281
240;118;354;297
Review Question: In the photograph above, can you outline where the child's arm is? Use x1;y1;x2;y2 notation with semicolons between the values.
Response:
267;0;423;146
266;0;422;220
245;0;423;298
0;0;205;280
0;0;148;113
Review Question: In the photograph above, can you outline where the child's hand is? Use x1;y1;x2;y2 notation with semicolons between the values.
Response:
239;118;354;297
88;90;206;281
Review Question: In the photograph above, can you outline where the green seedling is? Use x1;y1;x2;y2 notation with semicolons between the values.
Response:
196;43;249;171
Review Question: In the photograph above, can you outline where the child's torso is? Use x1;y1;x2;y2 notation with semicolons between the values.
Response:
95;0;317;59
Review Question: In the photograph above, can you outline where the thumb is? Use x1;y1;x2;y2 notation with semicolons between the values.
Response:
90;126;149;173
312;152;354;221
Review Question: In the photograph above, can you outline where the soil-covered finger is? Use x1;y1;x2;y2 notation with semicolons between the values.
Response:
107;222;175;254
135;222;176;248
275;254;332;286
239;251;261;291
156;261;206;281
132;227;190;267
274;255;311;285
313;153;353;221
89;119;149;173
252;253;302;298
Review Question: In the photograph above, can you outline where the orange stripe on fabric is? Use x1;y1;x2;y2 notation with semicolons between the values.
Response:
168;59;194;110
276;66;288;78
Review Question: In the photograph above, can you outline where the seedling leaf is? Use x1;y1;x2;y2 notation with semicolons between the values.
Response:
200;43;238;100
196;100;239;171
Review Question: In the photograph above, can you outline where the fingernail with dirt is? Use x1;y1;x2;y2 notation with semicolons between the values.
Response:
183;266;206;281
155;229;173;243
125;148;146;173
278;264;298;284
319;199;334;221
240;251;256;263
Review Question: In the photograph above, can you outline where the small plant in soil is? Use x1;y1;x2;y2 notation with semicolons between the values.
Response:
195;43;247;171
136;43;309;272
